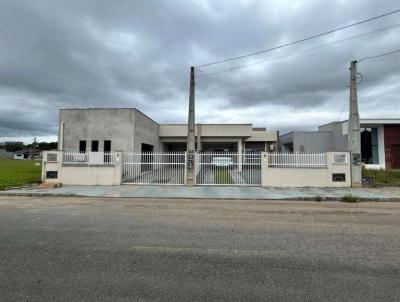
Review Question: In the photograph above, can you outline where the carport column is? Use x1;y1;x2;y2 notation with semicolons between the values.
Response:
197;124;202;151
260;152;268;187
238;139;243;172
59;122;65;150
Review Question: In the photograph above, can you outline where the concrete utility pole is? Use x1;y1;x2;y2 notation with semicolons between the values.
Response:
31;137;37;159
348;60;362;187
186;66;196;186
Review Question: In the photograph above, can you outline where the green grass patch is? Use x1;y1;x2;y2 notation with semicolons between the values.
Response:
0;160;42;190
362;167;400;186
214;169;233;184
341;194;359;203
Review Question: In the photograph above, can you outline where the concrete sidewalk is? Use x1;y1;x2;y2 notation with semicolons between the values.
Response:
1;185;400;201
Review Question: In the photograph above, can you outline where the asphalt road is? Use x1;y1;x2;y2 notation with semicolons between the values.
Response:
0;196;399;301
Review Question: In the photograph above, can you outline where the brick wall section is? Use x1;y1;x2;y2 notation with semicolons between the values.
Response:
384;125;400;169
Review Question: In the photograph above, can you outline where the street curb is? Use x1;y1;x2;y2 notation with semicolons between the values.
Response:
0;192;399;202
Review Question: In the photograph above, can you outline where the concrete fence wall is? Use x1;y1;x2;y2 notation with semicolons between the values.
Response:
42;151;122;186
261;152;351;187
42;151;351;188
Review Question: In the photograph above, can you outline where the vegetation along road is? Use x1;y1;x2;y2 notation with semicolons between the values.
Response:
0;160;41;190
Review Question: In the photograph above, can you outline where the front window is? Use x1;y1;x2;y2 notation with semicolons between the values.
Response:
361;128;379;164
91;140;99;152
79;140;86;153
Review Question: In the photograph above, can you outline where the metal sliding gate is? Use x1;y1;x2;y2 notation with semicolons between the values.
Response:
122;151;261;186
195;152;261;186
122;152;186;185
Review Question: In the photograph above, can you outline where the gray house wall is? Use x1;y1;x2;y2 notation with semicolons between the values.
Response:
318;122;348;151
59;108;161;152
279;132;294;151
279;132;334;152
293;132;333;152
60;108;136;152
279;132;294;146
279;122;349;153
133;110;162;152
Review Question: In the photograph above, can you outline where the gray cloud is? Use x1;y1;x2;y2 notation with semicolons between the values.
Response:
0;0;400;141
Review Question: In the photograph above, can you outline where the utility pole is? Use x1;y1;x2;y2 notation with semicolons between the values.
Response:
31;137;37;159
186;66;196;186
348;60;362;187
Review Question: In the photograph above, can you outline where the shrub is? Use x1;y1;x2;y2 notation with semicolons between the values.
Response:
341;194;359;203
314;196;323;202
362;167;400;186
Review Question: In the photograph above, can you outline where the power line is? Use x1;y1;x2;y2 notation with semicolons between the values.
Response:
358;48;400;62
194;8;400;68
197;24;400;78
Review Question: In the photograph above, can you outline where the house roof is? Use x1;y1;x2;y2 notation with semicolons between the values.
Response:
14;148;42;155
359;118;400;125
319;118;400;128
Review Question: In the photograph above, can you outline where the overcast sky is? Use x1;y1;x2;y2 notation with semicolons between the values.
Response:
1;0;400;143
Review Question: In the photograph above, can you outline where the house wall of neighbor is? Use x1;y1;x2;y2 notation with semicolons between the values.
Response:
59;108;136;152
358;123;386;169
384;124;400;169
293;132;333;152
279;132;294;152
318;122;348;151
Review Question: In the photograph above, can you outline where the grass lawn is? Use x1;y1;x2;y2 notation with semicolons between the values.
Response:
362;168;400;186
215;169;233;184
0;160;42;190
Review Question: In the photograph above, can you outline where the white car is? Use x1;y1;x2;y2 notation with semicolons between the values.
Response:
212;157;233;167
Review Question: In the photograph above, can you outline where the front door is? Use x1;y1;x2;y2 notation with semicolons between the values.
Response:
141;143;154;172
391;144;400;169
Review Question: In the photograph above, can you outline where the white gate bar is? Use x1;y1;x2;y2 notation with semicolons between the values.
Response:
122;152;186;185
268;152;327;168
195;152;261;186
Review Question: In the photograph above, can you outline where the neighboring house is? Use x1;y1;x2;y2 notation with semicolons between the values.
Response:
0;149;13;159
13;149;42;160
13;153;24;160
279;119;400;169
58;108;278;153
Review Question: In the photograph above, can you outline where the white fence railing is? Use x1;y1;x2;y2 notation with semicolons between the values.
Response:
122;152;186;185
195;152;261;186
63;151;117;166
268;152;327;168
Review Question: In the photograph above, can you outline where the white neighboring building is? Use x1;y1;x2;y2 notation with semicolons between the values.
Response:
280;119;400;170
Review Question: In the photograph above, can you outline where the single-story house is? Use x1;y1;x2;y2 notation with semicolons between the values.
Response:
58;108;278;153
279;119;400;169
0;149;13;159
13;149;42;160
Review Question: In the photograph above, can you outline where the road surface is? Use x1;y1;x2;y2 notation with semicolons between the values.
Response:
0;196;399;301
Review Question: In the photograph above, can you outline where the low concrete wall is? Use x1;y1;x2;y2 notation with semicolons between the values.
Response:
261;152;351;187
43;151;350;188
42;151;122;186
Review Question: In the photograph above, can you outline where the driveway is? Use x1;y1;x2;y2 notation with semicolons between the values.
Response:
1;196;400;301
